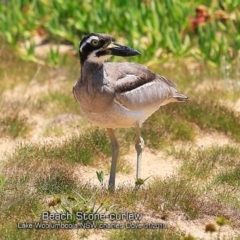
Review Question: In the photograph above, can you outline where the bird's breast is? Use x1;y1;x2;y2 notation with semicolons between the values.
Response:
73;81;114;113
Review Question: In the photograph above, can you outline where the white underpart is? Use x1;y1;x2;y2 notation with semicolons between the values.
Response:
80;36;100;52
87;49;111;64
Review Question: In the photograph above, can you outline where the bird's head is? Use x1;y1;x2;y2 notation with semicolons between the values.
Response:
79;33;140;65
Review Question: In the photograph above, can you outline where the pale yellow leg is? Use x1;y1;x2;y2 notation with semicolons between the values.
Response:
135;124;144;179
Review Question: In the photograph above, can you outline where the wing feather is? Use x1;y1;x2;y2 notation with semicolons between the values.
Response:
115;80;173;111
103;62;187;111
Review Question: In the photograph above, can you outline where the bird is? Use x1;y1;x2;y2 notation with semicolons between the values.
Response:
73;33;188;191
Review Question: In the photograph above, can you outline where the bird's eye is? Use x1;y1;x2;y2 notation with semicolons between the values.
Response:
91;39;100;46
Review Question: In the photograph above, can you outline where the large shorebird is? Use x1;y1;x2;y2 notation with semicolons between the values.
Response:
73;33;188;191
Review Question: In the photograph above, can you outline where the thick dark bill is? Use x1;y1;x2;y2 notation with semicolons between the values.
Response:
107;42;140;57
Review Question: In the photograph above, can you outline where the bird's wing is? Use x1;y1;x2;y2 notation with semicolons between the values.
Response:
104;62;186;111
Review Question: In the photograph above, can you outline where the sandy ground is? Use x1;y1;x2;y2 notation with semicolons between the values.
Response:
1;93;240;240
73;147;179;188
1;130;239;239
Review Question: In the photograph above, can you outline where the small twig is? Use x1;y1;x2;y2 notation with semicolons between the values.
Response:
30;65;42;83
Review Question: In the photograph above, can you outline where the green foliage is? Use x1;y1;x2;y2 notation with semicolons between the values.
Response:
96;171;104;185
216;216;229;226
135;177;151;187
0;0;239;64
53;189;111;224
47;46;61;66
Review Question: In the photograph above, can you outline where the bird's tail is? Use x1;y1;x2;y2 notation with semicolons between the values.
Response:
173;93;188;102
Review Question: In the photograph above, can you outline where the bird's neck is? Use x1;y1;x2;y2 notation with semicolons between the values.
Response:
81;61;103;75
80;61;104;87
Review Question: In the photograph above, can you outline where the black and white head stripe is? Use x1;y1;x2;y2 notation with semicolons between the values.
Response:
78;33;140;64
79;35;100;52
79;33;115;64
79;33;115;52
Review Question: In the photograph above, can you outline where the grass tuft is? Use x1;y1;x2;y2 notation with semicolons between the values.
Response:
110;228;185;240
8;128;111;166
0;111;31;138
141;111;195;149
35;165;76;194
171;145;240;179
0;224;70;240
214;168;240;187
39;91;81;116
164;100;240;142
147;177;200;219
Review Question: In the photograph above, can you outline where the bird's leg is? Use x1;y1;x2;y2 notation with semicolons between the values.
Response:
107;128;119;192
135;124;145;180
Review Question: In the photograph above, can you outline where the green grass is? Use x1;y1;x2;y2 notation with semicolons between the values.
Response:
0;190;69;240
0;40;43;91
110;228;186;240
142;109;195;149
39;91;81;117
134;97;240;150
146;177;200;219
43;125;64;137
208;166;240;209
170;145;240;179
163;100;240;142
216;191;240;210
167;145;240;223
0;225;70;240
1;150;240;239
35;164;76;194
0;109;32;138
7;128;111;166
215;168;240;187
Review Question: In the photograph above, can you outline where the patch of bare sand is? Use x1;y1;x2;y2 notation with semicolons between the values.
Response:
169;216;240;240
194;131;235;148
133;213;240;240
70;216;239;240
123;147;179;180
0;138;16;166
71;230;108;240
2;76;67;101
234;98;240;113
20;35;75;58
73;147;179;188
194;79;224;93
218;98;240;114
